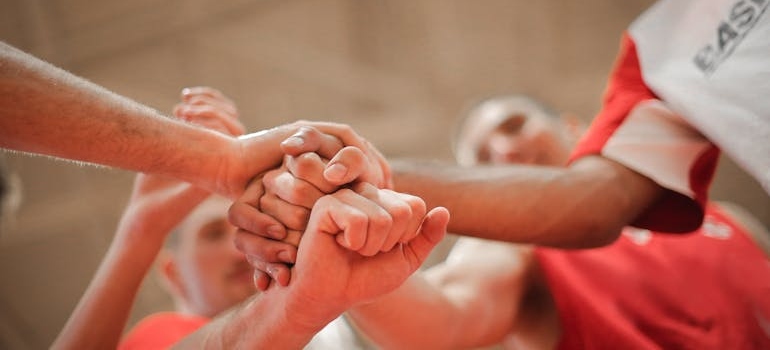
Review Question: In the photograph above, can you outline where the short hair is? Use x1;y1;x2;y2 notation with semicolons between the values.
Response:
452;95;558;166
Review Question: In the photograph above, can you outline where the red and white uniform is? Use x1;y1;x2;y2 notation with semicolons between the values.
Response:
537;204;770;349
572;0;770;232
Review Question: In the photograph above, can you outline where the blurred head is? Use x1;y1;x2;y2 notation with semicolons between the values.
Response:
158;196;256;317
453;95;583;167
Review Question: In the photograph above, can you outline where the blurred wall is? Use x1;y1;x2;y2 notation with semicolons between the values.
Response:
1;0;767;348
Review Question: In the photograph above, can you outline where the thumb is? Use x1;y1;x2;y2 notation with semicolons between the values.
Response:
323;147;367;186
403;207;450;267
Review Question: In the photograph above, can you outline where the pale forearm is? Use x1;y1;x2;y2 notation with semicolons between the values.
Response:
347;276;466;349
0;42;231;192
392;156;662;247
348;242;529;349
175;288;340;350
52;234;164;350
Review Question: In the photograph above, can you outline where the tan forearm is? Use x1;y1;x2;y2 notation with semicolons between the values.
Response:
392;156;663;247
0;42;232;192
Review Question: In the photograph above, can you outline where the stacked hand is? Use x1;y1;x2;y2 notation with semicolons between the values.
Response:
231;126;434;290
175;88;446;309
288;186;448;317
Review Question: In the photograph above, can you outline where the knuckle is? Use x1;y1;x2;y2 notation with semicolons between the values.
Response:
286;182;313;205
371;211;394;231
227;203;248;228
285;207;310;230
390;201;413;220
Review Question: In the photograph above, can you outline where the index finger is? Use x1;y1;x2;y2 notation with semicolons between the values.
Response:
281;126;344;160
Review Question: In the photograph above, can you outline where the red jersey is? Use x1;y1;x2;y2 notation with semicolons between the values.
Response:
119;312;208;350
570;0;770;232
537;204;770;349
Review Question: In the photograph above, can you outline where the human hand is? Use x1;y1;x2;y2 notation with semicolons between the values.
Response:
174;86;244;136
228;125;394;288
219;121;392;200
236;180;430;289
231;136;395;288
285;188;449;320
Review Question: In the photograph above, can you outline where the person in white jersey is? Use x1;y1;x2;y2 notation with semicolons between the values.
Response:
231;0;770;293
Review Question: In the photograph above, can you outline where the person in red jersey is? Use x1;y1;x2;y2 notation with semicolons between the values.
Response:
236;0;770;288
343;96;770;349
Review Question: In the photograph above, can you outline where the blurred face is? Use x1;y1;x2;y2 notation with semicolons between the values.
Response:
476;113;572;166
172;198;256;317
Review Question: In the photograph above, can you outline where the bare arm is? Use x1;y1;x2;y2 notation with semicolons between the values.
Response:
0;42;238;192
0;43;389;198
392;155;664;247
348;238;534;349
177;187;449;349
52;177;209;350
50;89;242;349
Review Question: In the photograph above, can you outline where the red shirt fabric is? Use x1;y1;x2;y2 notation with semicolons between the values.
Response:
537;204;770;349
119;312;209;350
570;33;719;233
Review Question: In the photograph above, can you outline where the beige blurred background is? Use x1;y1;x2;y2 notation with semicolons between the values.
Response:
1;0;768;348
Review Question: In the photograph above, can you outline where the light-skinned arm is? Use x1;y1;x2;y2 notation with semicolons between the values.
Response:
0;42;389;199
228;149;663;290
390;155;664;247
175;187;450;349
347;237;535;349
52;175;210;350
51;88;242;349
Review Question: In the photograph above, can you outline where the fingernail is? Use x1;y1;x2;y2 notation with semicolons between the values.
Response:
278;250;294;263
324;163;348;182
267;225;285;239
181;87;192;96
282;136;304;148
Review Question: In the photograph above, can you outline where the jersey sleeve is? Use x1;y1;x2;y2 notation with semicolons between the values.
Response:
570;33;719;233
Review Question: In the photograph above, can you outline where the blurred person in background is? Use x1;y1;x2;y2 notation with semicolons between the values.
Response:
256;95;770;349
345;95;770;349
238;0;770;292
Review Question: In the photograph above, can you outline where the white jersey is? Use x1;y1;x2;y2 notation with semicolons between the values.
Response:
629;0;770;194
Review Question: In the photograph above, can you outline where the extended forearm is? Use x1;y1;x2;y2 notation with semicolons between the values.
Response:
0;42;232;193
391;157;662;247
175;288;339;350
347;275;466;349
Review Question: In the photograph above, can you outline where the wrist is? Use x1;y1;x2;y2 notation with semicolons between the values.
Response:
208;287;341;349
220;125;298;198
282;286;346;333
